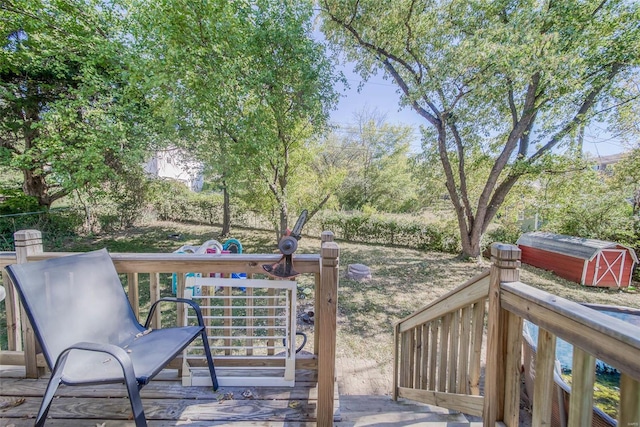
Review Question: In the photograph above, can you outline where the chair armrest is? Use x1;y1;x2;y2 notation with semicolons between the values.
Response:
56;341;136;384
144;297;206;329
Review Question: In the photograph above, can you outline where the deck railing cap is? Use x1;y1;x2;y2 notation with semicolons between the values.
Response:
490;243;521;269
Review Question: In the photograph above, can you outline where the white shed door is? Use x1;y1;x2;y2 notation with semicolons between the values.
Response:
594;249;626;287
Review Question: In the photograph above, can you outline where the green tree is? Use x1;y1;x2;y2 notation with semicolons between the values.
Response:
128;0;248;235
232;0;339;237
335;108;419;212
322;0;640;258
612;148;640;217
532;156;635;244
0;0;150;208
132;0;339;238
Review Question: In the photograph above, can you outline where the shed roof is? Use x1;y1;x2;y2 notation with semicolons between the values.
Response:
516;232;638;263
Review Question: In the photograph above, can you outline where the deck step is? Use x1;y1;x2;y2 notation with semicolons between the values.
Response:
338;395;482;426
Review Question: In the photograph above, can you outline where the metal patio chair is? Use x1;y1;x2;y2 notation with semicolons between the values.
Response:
5;248;218;427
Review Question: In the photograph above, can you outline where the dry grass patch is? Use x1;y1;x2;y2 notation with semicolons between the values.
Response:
13;221;637;388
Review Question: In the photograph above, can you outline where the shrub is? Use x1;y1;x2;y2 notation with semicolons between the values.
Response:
318;211;460;253
0;209;83;251
0;188;40;215
484;221;523;246
147;179;225;225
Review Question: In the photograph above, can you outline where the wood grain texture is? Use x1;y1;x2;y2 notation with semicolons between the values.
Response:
397;273;490;332
316;237;339;427
531;328;556;427
469;301;485;396
397;386;484;417
437;314;450;393
428;320;438;392
0;370;340;424
618;373;640;427
127;272;139;320
29;252;323;275
2;269;20;352
503;311;522;427
501;281;640;381
149;272;161;329
567;347;595;427
392;324;399;400
457;306;471;395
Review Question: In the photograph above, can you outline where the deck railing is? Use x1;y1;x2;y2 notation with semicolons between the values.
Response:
0;229;339;427
394;243;640;427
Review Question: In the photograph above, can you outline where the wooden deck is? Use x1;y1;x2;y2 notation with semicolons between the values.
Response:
0;365;478;426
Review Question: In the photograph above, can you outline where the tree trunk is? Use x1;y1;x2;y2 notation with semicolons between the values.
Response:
20;99;54;209
221;180;231;237
279;202;289;237
23;170;52;209
459;226;483;260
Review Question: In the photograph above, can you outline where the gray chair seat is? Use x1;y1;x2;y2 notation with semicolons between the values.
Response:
59;325;203;385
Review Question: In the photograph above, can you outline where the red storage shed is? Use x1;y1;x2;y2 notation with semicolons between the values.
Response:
516;232;638;288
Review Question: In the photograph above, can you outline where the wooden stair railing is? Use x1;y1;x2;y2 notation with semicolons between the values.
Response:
394;243;640;427
393;267;490;417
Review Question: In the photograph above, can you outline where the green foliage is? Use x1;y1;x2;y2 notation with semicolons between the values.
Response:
513;152;639;281
0;210;83;251
130;0;341;237
0;0;152;208
321;0;640;257
147;180;225;225
332;109;421;213
484;221;523;247
561;372;621;420
109;170;152;229
320;211;460;253
0;188;40;215
536;160;635;240
612;148;640;216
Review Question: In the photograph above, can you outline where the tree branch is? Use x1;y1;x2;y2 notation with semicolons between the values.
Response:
403;0;423;82
448;121;475;226
507;78;518;127
518;109;537;157
322;1;421;86
383;59;440;126
307;193;332;221
529;63;623;162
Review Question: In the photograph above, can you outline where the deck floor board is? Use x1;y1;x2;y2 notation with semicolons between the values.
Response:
0;366;477;426
0;367;340;425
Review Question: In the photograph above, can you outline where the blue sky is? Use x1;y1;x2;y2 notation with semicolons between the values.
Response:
330;64;626;158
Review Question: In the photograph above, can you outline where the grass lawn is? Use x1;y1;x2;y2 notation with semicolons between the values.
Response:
1;220;638;417
39;220;640;362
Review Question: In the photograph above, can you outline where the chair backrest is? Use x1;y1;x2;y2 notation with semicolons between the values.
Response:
6;249;143;369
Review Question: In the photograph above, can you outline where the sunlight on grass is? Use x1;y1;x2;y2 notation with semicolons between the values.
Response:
1;219;638;397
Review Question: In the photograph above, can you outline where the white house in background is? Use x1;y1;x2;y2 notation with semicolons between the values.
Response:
144;147;204;191
592;152;627;172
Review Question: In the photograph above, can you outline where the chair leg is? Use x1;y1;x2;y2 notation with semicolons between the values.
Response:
124;377;147;427
36;352;70;427
201;329;219;391
35;376;62;427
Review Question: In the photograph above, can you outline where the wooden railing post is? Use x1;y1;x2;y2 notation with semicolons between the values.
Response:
619;373;640;426
126;273;140;321
484;243;521;427
149;272;162;329
568;347;596;427
14;229;45;378
317;231;339;427
531;328;557;426
3;267;21;352
392;323;400;400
